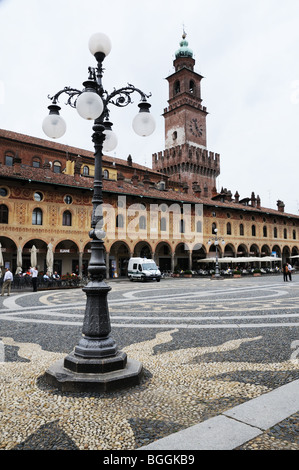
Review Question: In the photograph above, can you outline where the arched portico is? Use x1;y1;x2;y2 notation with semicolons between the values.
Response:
208;243;223;257
272;245;282;259
174;242;190;271
154;241;172;272
54;239;80;276
23;239;48;272
291;246;299;268
0;236;17;275
133;241;152;259
237;244;248;257
249;244;260;257
282;245;291;264
223;243;235;257
261;244;271;256
82;242;91;277
291;246;299;256
110;241;130;278
192;244;207;270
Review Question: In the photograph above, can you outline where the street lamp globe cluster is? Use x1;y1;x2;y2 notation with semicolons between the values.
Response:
42;32;155;392
42;32;155;142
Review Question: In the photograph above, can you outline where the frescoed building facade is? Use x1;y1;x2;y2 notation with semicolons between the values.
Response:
0;34;298;278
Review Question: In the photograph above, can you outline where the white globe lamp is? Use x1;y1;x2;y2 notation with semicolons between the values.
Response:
132;101;156;137
42;104;66;139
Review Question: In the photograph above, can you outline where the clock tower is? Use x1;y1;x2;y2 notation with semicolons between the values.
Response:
153;32;220;196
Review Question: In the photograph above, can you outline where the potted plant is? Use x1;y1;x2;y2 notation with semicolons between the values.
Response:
253;268;261;277
173;266;180;277
233;269;241;278
184;270;192;278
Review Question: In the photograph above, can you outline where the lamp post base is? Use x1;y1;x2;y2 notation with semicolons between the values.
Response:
44;353;143;392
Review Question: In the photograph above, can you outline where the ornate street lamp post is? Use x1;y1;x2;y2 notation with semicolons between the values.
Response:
208;228;225;279
43;32;155;392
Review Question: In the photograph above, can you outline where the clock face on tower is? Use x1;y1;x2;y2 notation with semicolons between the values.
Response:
189;118;203;138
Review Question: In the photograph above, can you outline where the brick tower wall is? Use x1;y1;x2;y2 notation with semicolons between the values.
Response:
152;144;220;196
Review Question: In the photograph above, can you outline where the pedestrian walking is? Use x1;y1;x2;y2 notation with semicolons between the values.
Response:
282;263;289;282
30;266;38;292
287;262;293;281
1;268;13;296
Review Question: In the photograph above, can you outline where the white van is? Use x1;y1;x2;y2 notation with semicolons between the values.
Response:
127;257;161;282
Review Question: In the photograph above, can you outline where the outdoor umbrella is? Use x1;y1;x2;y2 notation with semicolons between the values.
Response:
30;245;37;268
46;243;54;276
197;258;216;263
16;246;22;274
218;257;236;263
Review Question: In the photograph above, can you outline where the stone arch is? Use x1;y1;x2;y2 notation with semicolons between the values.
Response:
174;79;180;94
208;243;223;257
54;239;80;276
109;241;131;278
82;241;92;277
174;242;190;271
133;241;152;259
0;236;17;275
272;245;281;258
223;243;235;257
249;244;260;257
282;245;291;263
291;246;299;256
192;244;207;270
261;244;271;256
154;241;172;272
237;244;248;257
23;238;48;272
291;246;299;268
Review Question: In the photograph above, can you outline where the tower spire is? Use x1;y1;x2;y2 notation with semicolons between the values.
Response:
175;29;193;59
152;30;221;198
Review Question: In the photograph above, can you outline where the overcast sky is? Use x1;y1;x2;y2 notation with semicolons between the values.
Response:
1;0;299;215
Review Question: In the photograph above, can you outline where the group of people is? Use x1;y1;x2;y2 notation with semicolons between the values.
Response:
1;266;38;295
1;267;61;295
282;262;293;282
42;271;61;285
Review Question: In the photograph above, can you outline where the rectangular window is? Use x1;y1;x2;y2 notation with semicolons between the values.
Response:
0;204;8;224
5;156;13;166
62;211;72;226
32;209;42;225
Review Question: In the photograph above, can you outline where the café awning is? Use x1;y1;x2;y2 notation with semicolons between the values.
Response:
197;256;281;263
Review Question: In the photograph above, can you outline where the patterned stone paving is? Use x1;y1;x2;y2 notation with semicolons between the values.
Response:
0;276;299;450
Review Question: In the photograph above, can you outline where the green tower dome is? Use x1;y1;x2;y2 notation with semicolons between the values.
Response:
175;32;193;58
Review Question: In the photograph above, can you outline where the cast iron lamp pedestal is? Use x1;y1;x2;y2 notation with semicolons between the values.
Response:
42;32;155;392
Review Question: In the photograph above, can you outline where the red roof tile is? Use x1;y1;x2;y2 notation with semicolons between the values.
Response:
0;128;161;176
0;128;298;219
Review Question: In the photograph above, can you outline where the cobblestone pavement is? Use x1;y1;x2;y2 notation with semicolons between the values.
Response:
0;275;299;450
